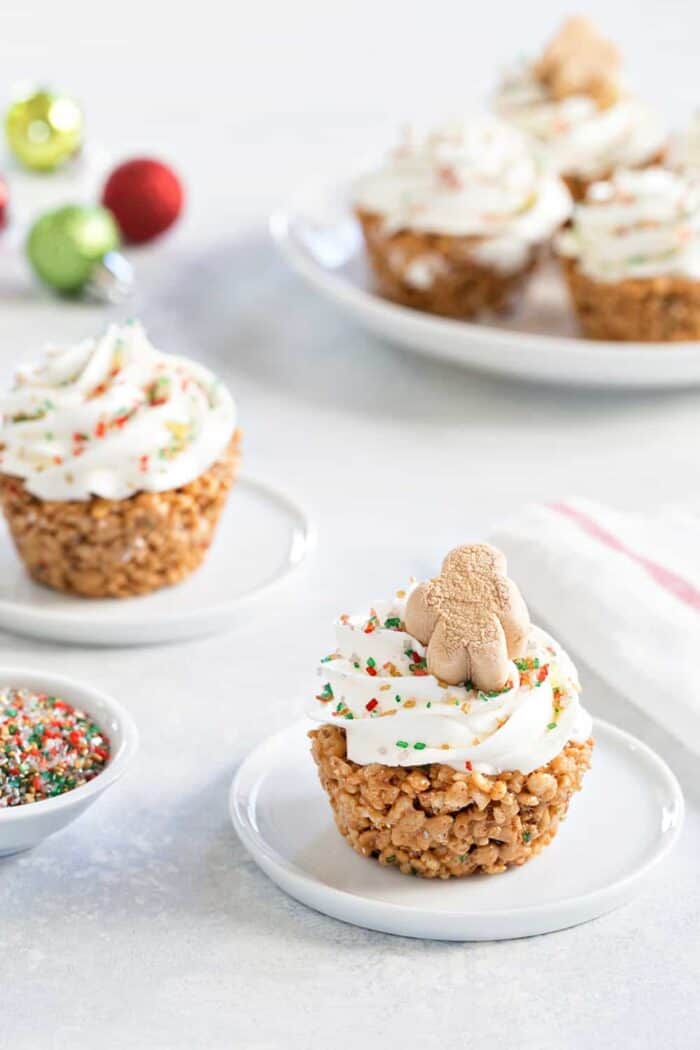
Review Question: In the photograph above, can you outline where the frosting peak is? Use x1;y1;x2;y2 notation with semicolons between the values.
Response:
557;167;700;281
309;584;591;776
0;321;236;500
352;117;571;272
495;62;665;180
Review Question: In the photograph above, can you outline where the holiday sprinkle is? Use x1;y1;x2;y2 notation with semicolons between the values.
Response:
0;688;110;807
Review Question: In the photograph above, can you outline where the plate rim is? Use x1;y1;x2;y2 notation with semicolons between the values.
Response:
270;197;700;385
0;474;316;644
230;716;685;937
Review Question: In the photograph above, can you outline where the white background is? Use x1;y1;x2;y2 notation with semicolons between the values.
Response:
2;1;700;1048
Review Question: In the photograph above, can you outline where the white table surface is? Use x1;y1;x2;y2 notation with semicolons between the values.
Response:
2;1;700;1046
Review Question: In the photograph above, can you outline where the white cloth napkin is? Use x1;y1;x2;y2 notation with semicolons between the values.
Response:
491;499;700;754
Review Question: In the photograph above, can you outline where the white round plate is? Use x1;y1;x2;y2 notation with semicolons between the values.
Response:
0;476;313;647
272;183;700;390
230;718;684;941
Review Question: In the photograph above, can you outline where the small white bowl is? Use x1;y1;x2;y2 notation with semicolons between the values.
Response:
0;667;138;856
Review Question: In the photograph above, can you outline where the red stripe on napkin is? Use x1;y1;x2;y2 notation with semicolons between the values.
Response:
550;502;700;612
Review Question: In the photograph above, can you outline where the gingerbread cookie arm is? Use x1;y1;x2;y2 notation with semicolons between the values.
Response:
498;578;530;661
404;582;438;645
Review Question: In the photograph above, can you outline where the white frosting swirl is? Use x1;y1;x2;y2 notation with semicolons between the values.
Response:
495;62;666;180
353;118;571;273
557;167;700;281
670;112;700;174
0;321;236;500
309;586;591;776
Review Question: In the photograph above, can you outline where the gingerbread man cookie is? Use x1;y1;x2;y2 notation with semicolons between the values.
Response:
404;543;530;692
534;17;620;109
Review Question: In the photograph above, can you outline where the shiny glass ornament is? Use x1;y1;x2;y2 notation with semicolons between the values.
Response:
5;90;83;172
26;204;131;301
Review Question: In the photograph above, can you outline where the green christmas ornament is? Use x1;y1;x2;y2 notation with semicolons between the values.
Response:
27;204;132;301
5;89;83;172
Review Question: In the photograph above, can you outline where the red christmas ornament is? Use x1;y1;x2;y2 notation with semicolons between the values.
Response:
0;175;8;228
101;158;183;244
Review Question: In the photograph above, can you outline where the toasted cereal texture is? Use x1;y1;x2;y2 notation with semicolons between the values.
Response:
561;258;700;341
0;430;241;598
310;724;593;879
562;150;666;203
356;208;538;319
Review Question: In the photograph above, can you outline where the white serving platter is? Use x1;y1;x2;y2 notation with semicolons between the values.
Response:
272;182;700;390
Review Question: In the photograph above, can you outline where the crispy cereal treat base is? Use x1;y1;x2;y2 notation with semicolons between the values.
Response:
356;208;538;319
310;724;593;879
0;430;241;599
561;258;700;341
562;149;666;203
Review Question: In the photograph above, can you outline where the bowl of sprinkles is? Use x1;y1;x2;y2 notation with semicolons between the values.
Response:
0;669;138;855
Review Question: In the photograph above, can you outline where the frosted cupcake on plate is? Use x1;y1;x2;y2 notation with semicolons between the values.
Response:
495;17;666;202
0;320;240;597
353;116;571;319
557;167;700;341
309;543;593;879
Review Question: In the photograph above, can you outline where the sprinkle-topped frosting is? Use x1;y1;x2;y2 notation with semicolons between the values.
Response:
495;63;665;180
352;117;571;273
557;167;700;282
309;585;591;775
0;321;236;500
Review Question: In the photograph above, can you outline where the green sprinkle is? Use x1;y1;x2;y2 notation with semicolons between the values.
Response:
394;694;402;703
523;831;531;844
396;740;409;749
426;701;432;708
366;657;376;668
413;741;426;750
478;685;511;700
547;722;557;730
384;617;402;629
344;712;354;720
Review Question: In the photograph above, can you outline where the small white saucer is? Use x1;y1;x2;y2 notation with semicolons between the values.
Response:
230;718;684;941
0;476;313;647
272;181;700;390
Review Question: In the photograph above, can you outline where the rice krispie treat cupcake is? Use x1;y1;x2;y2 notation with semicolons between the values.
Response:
353;116;571;319
557;167;700;341
0;321;240;597
309;544;593;879
495;17;666;201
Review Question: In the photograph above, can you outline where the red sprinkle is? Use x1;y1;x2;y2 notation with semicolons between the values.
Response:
365;699;378;712
465;761;473;771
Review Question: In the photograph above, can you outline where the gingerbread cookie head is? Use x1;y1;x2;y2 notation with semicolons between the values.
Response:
404;543;530;692
534;17;621;109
